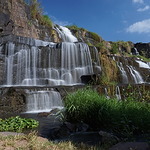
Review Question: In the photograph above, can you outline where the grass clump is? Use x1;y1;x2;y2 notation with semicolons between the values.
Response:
136;55;150;62
66;25;86;31
89;31;101;42
65;88;150;137
0;116;39;132
110;42;119;54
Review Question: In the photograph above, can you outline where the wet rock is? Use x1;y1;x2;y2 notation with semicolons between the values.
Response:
75;122;89;132
81;74;96;84
38;112;50;117
68;132;102;146
99;131;120;145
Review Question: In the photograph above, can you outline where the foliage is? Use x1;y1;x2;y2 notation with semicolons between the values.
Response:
111;42;119;54
117;41;131;53
67;25;101;42
95;42;105;49
89;31;101;42
123;84;150;103
40;15;52;27
65;88;150;137
110;41;131;55
86;42;93;46
0;116;39;132
29;0;52;28
136;55;150;62
66;25;86;31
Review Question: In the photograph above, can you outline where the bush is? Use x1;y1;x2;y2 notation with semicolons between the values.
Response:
65;88;150;136
89;32;101;42
0;116;39;132
111;42;119;54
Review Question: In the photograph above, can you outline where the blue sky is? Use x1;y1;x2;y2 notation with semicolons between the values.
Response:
39;0;150;43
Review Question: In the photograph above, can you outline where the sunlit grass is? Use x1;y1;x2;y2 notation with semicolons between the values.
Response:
65;88;150;137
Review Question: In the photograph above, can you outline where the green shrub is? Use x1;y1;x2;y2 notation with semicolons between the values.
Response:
65;88;150;136
40;15;52;27
89;32;101;42
111;42;119;54
66;25;86;31
95;42;105;49
0;116;39;132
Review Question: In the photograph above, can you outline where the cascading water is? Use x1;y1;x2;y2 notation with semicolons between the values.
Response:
54;25;78;42
127;66;144;84
132;47;139;55
26;89;63;113
0;26;100;113
136;60;150;69
104;87;110;99
4;41;94;86
117;62;128;84
115;86;121;100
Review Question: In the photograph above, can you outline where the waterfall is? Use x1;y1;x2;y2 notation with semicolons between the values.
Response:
115;86;121;100
104;87;110;99
127;66;144;84
136;60;150;69
148;62;150;68
132;48;139;55
26;89;63;113
0;26;100;113
3;41;94;86
117;62;128;84
54;25;78;43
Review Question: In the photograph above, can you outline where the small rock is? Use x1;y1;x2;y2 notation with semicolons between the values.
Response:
99;131;120;144
75;122;89;132
37;112;50;117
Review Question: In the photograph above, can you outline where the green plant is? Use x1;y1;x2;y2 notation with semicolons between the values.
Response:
111;42;119;54
136;55;150;62
0;116;39;132
65;88;150;137
41;15;52;27
66;25;86;31
95;42;104;49
86;42;93;46
89;31;101;42
29;0;53;28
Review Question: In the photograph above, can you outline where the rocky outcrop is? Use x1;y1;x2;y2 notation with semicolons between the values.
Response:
0;0;60;42
0;88;26;117
134;43;150;58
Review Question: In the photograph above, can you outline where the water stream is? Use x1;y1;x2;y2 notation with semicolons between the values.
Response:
0;25;100;112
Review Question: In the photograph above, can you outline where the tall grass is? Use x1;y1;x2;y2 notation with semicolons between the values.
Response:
65;88;150;136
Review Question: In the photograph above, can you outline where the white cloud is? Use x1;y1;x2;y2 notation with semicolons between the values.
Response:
132;0;144;3
137;5;150;11
126;19;150;33
49;15;71;26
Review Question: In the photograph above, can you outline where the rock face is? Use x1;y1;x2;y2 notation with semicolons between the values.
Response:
0;0;60;42
135;43;150;58
0;88;25;117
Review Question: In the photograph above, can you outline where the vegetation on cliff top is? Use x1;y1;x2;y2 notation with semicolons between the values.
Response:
24;0;53;28
66;25;102;42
